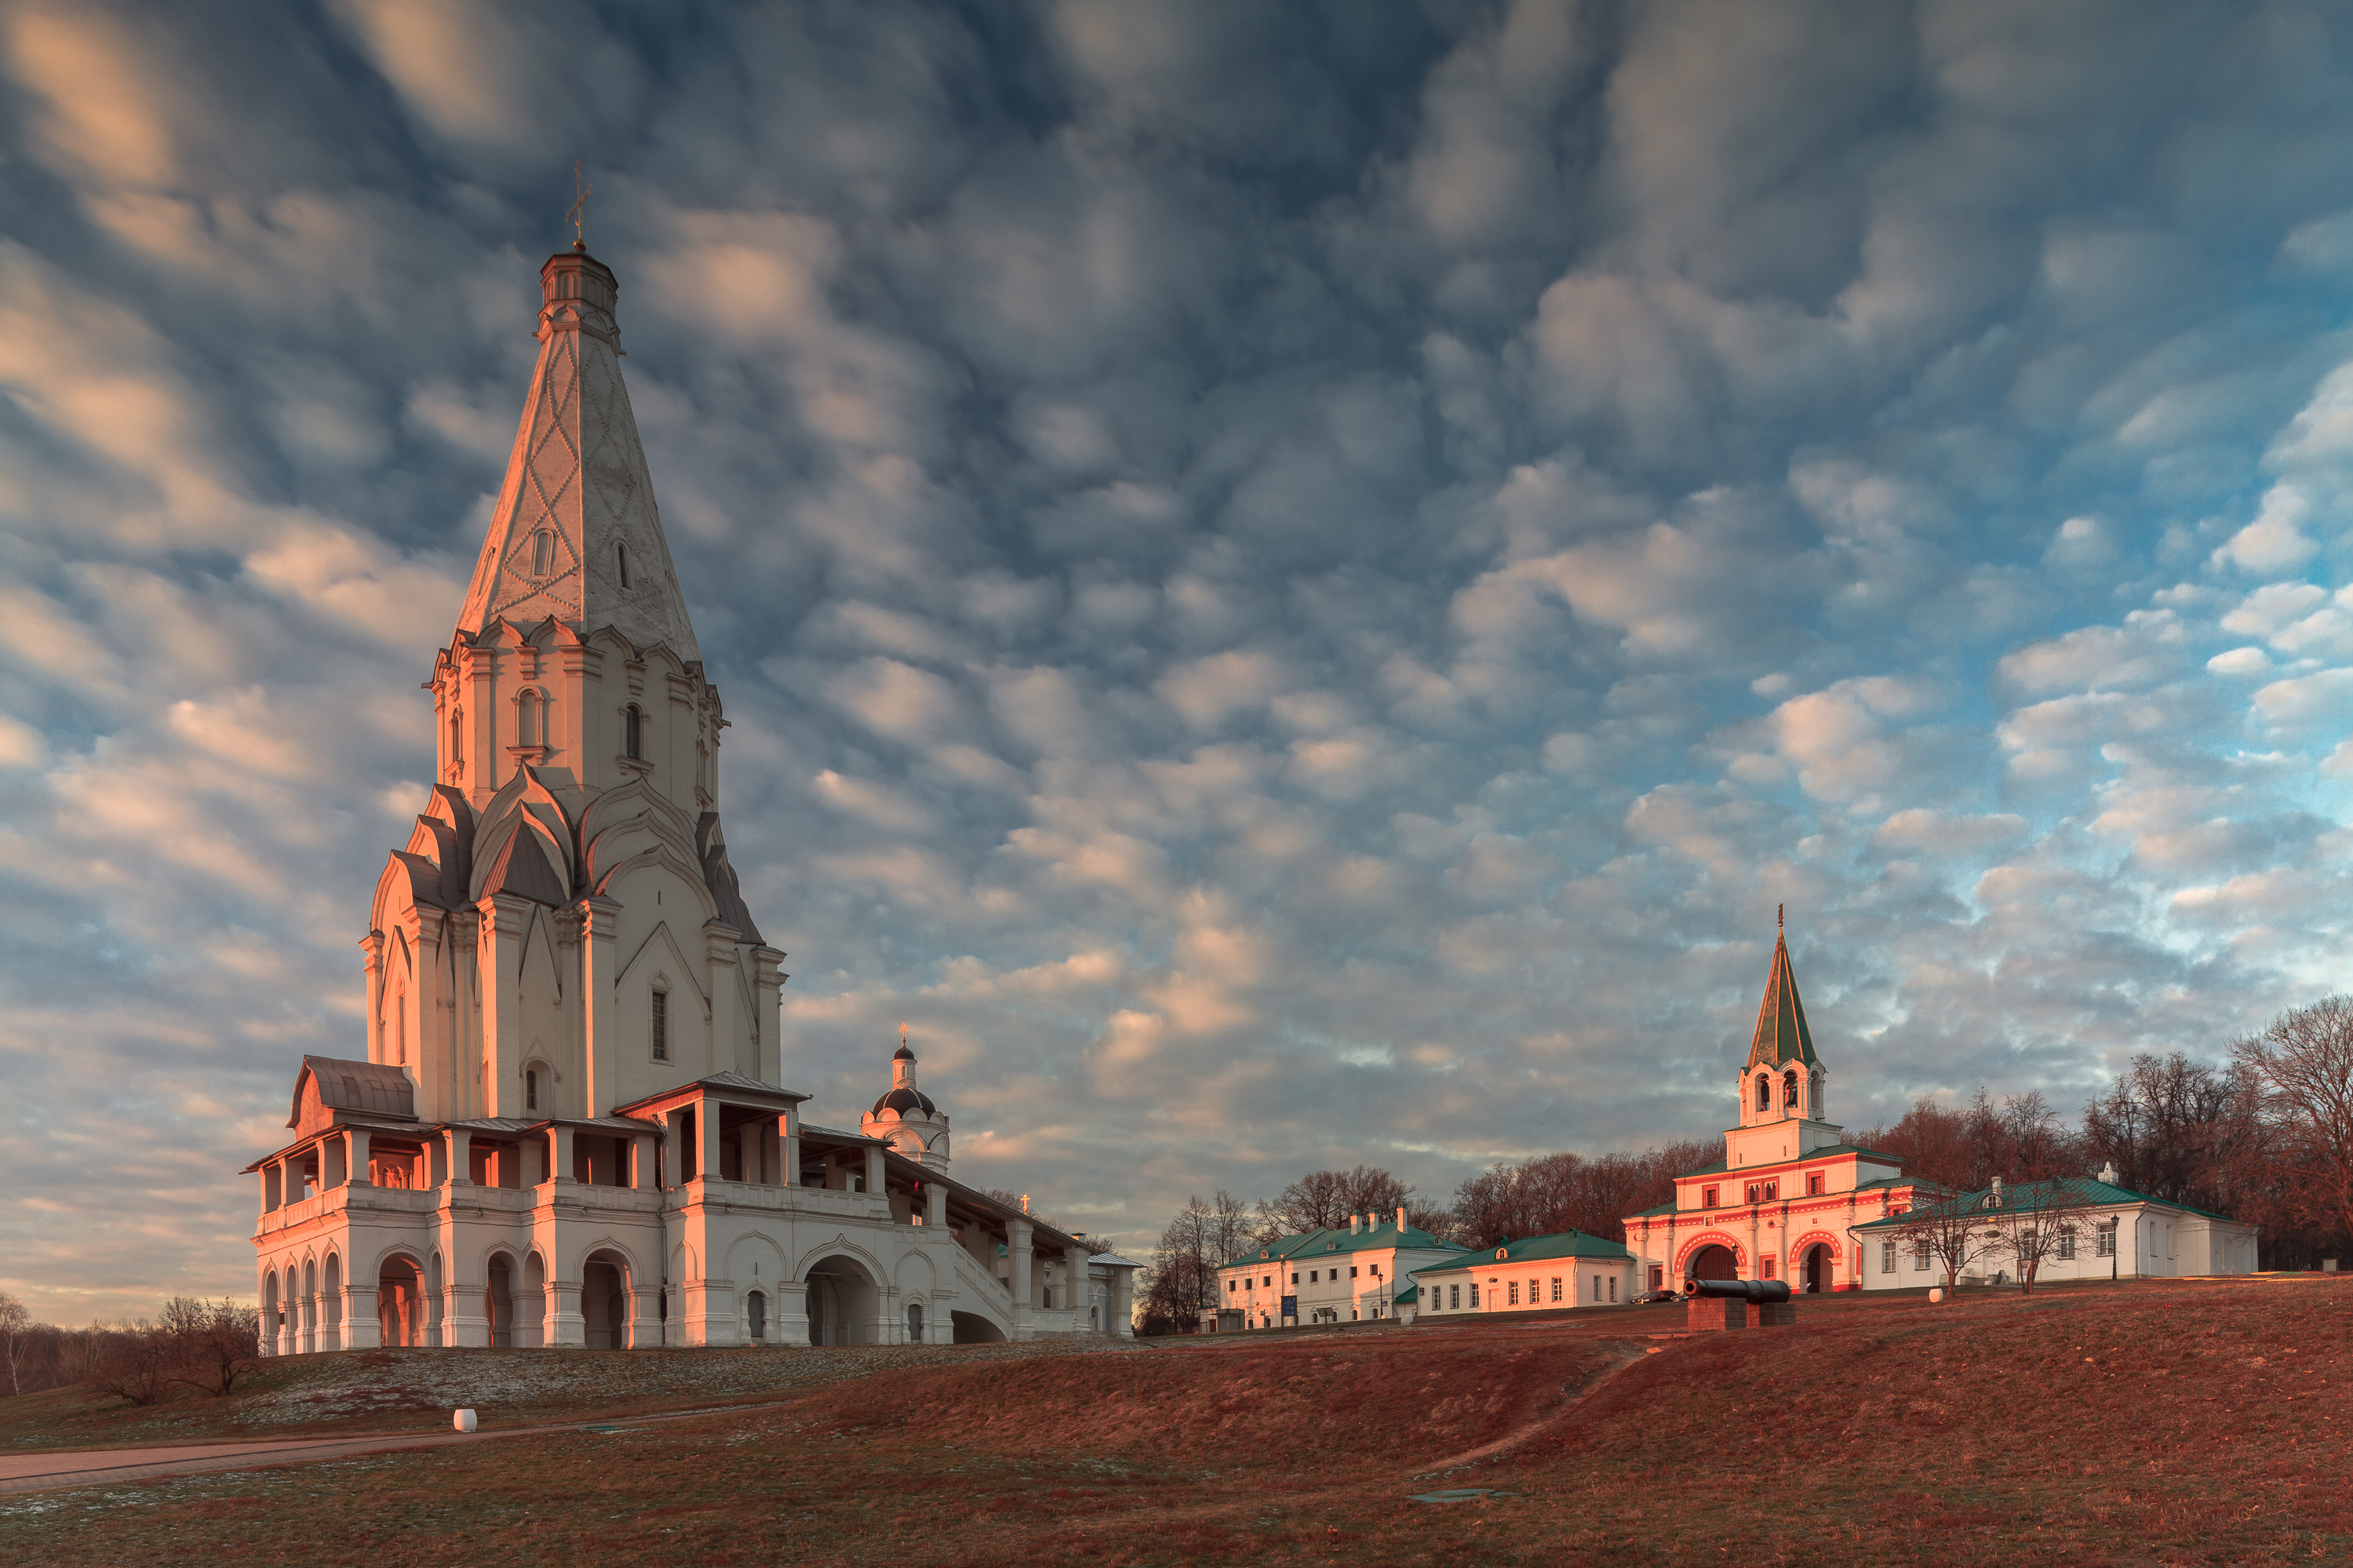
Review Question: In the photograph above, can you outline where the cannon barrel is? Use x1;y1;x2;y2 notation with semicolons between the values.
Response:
1685;1277;1791;1304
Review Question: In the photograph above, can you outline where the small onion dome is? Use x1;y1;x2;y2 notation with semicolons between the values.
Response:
893;1042;916;1061
872;1085;938;1116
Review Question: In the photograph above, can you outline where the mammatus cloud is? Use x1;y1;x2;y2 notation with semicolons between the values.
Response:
0;0;2348;1318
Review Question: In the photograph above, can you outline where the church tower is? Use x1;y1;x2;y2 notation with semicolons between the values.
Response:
1723;910;1840;1170
362;245;787;1126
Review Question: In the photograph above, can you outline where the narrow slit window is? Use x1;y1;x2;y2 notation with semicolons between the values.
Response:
525;1069;537;1111
518;690;541;748
625;704;643;760
651;989;668;1060
616;542;632;588
531;529;553;577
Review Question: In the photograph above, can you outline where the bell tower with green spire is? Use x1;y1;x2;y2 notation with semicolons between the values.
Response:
1725;908;1842;1170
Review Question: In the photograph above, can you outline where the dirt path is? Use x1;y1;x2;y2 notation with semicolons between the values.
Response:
1406;1339;1655;1477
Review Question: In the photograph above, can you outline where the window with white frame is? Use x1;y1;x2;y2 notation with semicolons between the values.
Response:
2096;1228;2116;1257
1881;1242;1895;1273
2058;1233;2075;1261
1507;1280;1518;1305
1550;1276;1562;1302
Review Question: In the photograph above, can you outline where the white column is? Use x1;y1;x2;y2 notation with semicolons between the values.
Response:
780;1115;800;1187
925;1182;948;1228
550;1124;576;1184
447;1127;472;1185
864;1144;886;1196
632;1133;657;1190
347;1128;373;1185
1009;1218;1033;1333
698;1102;724;1184
662;1114;683;1188
548;1274;584;1347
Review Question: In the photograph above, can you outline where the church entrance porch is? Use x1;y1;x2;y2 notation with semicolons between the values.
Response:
803;1257;880;1346
377;1257;426;1347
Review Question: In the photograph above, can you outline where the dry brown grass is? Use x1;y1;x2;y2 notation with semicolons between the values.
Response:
1;1275;2345;1566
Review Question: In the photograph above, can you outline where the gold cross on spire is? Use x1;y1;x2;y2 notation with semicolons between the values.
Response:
567;162;592;253
1778;903;1784;930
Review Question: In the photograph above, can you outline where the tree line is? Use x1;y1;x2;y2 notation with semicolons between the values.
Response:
1135;995;2353;1330
0;1295;260;1405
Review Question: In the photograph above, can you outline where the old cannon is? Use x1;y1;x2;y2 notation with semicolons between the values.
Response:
1683;1275;1795;1330
1685;1276;1791;1305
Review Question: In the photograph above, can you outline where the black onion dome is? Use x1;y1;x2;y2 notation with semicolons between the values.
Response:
893;1043;916;1061
872;1086;937;1116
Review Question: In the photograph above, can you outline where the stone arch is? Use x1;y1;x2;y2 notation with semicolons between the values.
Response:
375;1247;428;1348
320;1252;343;1351
483;1249;519;1348
579;1246;635;1349
949;1310;1007;1344
260;1269;280;1355
1793;1231;1840;1294
301;1257;319;1352
799;1250;882;1347
1675;1234;1747;1282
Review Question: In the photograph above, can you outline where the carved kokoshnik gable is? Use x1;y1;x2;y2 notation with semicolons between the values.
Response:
363;248;785;1126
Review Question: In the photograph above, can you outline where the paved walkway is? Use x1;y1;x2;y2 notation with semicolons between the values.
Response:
0;1428;519;1496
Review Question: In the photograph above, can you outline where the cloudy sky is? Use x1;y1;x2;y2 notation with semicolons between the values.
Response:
4;0;2351;1318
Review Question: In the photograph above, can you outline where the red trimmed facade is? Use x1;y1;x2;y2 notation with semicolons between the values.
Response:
1623;922;1929;1293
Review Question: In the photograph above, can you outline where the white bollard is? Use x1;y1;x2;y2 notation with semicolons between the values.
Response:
1927;1287;1943;1304
453;1409;477;1432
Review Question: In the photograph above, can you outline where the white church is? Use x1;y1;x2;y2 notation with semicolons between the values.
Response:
246;243;1136;1352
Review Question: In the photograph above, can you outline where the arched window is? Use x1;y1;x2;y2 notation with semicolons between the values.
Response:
517;690;541;749
525;1069;538;1112
1755;1074;1770;1111
906;1301;924;1343
624;704;643;760
1783;1069;1800;1108
448;706;464;777
530;529;553;577
393;989;406;1066
746;1290;767;1341
1810;1072;1822;1119
650;988;668;1061
616;542;632;588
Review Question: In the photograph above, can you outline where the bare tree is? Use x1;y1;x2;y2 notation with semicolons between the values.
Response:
1141;1188;1257;1333
1450;1138;1723;1248
1255;1166;1414;1239
1978;1178;2100;1293
1888;1189;1981;1292
0;1293;28;1399
161;1297;262;1398
2235;995;2353;1251
86;1321;174;1407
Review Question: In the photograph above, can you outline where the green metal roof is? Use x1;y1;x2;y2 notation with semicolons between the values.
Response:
1848;1175;2242;1231
1220;1222;1455;1271
1410;1231;1633;1275
1628;1201;1677;1217
1392;1282;1419;1304
1744;927;1819;1070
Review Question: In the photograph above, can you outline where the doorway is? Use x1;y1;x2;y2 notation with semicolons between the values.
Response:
1802;1245;1830;1294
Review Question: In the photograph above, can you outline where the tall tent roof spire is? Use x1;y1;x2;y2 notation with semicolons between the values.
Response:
1744;916;1819;1070
453;249;700;662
